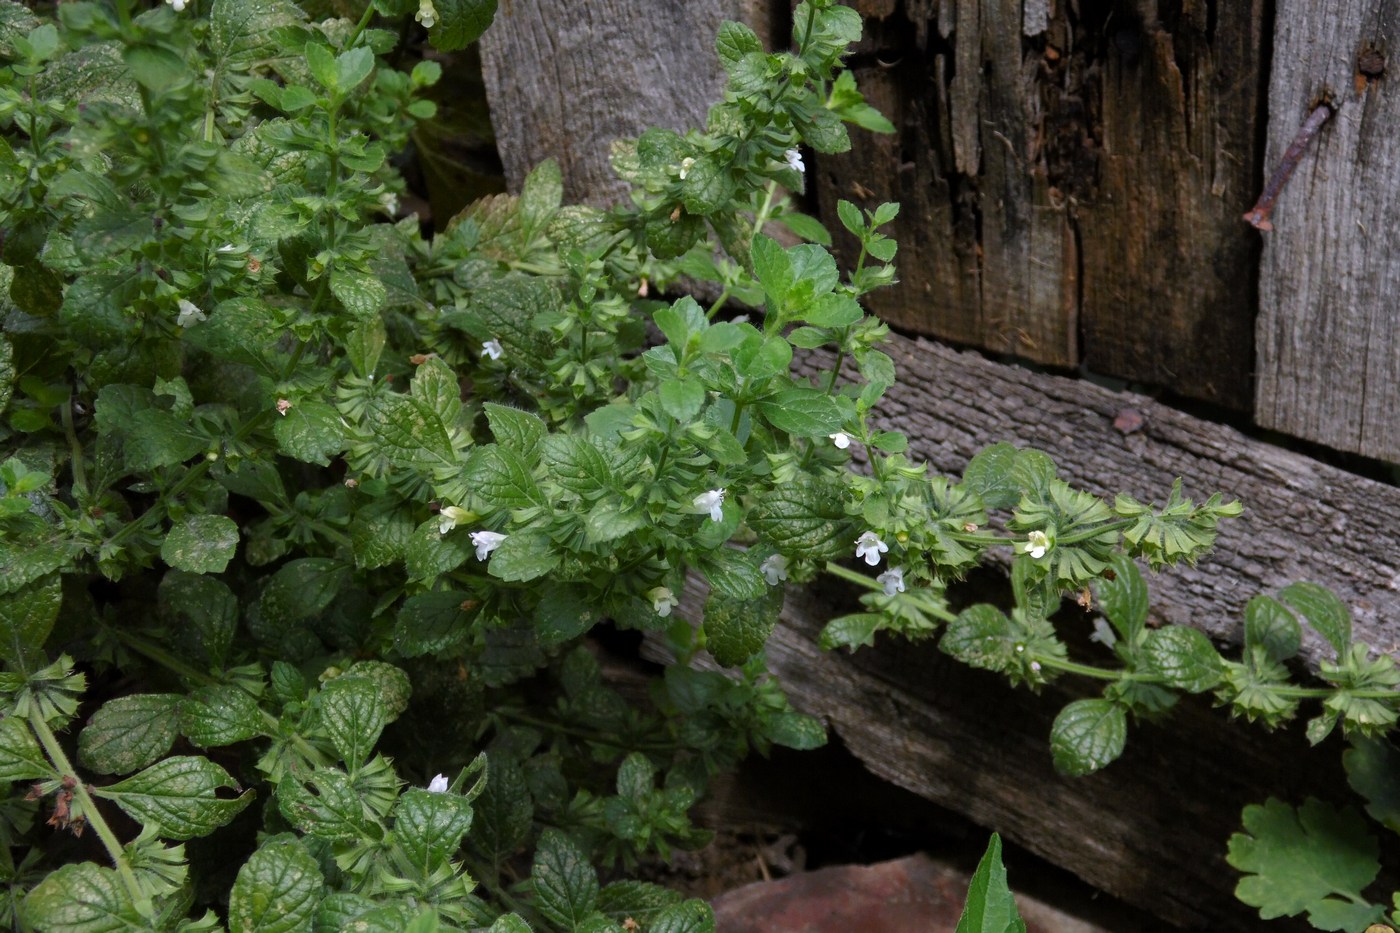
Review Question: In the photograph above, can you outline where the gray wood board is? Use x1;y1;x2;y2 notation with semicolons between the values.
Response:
478;0;768;205
1254;0;1400;461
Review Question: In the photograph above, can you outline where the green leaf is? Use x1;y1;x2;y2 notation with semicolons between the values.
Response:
259;558;349;626
1140;626;1222;693
277;768;376;841
487;531;560;583
1279;582;1351;657
715;21;761;69
535;584;602;648
469;756;534;863
1094;553;1147;650
659;379;706;423
123;42;186;91
429;0;498;51
703;586;782;668
78;694;183;775
180;685;267;749
541;434;614;496
755;389;842;436
750;234;792;305
334;46;374;90
273;400;346;466
1244;594;1302;664
161;514;239;574
651;899;715;933
1228;798;1384;929
700;548;766;600
747;477;853;559
955;834;1028;933
800;293;862;327
343;660;411;719
940;604;1017;673
484;402;546;457
368;394;457;469
1344;738;1400;834
395;590;474;657
0;717;53;781
761;711;827;751
531;828;600;930
406;518;474;579
228;835;324;933
1049;699;1127;776
679;157;735;215
304;41;337;90
467;445;543;508
159;571;238;669
0;334;13;416
319;675;386;770
22;863;147;932
819;612;886;651
0;577;61;671
394;787;474;879
92;756;254;839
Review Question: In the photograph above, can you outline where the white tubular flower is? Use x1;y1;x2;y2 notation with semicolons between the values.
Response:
1021;529;1051;559
165;0;188;11
427;774;449;794
829;432;851;449
854;531;888;567
415;0;438;28
649;587;679;617
693;488;725;522
678;157;696;180
176;299;207;327
1089;618;1118;648
481;339;504;361
760;554;789;586
438;506;471;535
275;399;292;416
469;531;506;561
784;148;805;174
217;243;238;253
877;567;905;596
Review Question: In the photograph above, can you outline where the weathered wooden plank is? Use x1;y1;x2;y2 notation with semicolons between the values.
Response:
795;333;1400;666
477;0;769;205
1254;0;1400;462
819;2;1261;406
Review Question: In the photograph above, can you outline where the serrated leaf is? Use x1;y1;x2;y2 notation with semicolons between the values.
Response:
535;584;602;648
277;768;376;841
651;899;715;933
956;834;1028;933
342;660;411;719
1228;798;1384;929
597;880;683;924
160;571;237;669
541;434;613;496
0;576;61;671
1095;553;1147;651
273;400;346;466
531;828;600;930
819;612;886;651
469;756;534;863
1344;738;1400;834
21;863;146;932
1049;699;1127;776
0;717;53;781
755;389;842;437
1279;582;1351;657
484;402;546;457
659;379;706;422
368;393;457;469
395;590;474;657
1141;626;1222;693
395;787;474;879
761;711;827;750
940;604;1017;673
78;694;182;775
92;756;253;839
487;531;559;582
180;685;267;749
467;445;543;508
747;478;853;559
703;586;782;667
1244;595;1302;664
700;549;765;600
161;514;239;574
259;558;349;626
229;835;323;933
320;676;386;770
406;518;474;579
429;0;497;51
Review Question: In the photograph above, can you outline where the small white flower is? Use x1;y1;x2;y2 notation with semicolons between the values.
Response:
760;554;789;586
784;148;805;174
275;399;292;416
438;506;471;535
469;530;506;561
829;432;851;449
693;488;725;522
165;0;188;11
1089;618;1118;648
649;586;679;617
877;567;905;596
1030;661;1043;673
217;243;238;253
427;773;449;794
1022;529;1051;559
854;531;888;567
176;299;207;327
415;0;438;28
378;191;400;216
481;339;504;361
678;157;696;180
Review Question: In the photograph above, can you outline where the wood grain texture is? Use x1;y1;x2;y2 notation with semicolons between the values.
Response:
1253;0;1400;462
816;2;1261;407
478;0;769;205
797;332;1400;670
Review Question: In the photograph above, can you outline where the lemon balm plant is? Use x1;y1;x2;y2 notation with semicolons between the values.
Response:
0;0;1347;930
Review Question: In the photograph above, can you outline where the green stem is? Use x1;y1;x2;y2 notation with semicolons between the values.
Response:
497;709;676;753
61;393;88;497
1057;518;1134;546
345;3;377;48
706;287;732;321
1034;656;1133;682
28;713;145;905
